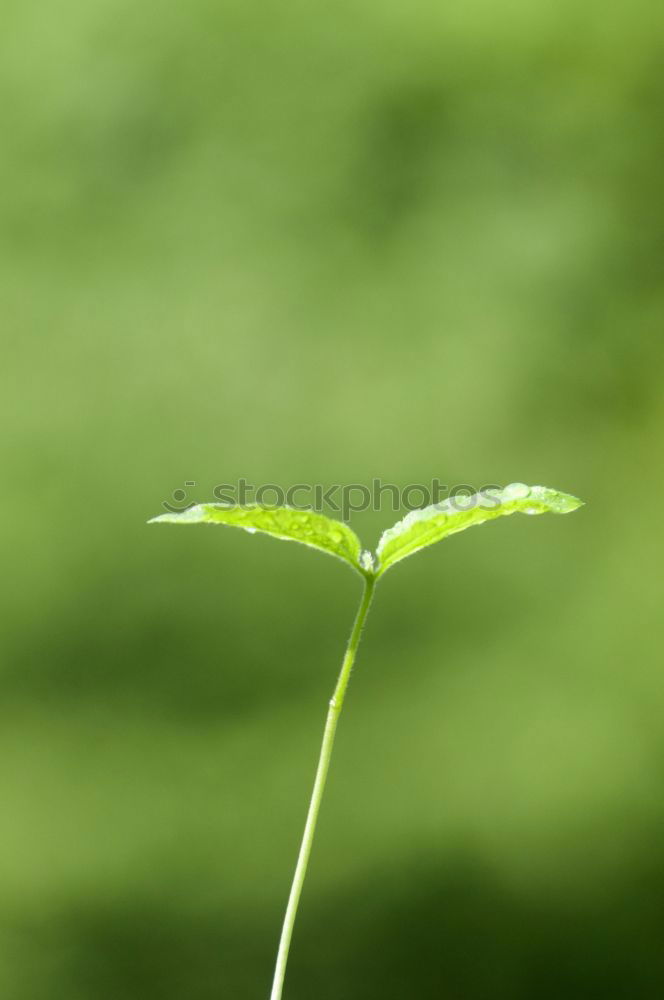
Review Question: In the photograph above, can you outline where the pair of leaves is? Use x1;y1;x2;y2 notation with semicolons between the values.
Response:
149;483;583;578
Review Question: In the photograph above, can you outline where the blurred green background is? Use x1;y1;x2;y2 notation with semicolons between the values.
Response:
2;0;664;997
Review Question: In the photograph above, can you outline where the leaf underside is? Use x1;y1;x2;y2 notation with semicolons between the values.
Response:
375;484;583;576
149;504;364;572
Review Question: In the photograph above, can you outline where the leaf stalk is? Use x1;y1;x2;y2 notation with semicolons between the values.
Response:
269;573;376;1000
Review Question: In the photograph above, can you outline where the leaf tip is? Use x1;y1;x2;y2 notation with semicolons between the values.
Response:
147;505;205;525
527;486;584;514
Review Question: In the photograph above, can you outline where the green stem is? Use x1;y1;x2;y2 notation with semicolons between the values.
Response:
269;573;376;1000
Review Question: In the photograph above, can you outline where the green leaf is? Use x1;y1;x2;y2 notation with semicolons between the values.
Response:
375;483;584;576
149;504;366;573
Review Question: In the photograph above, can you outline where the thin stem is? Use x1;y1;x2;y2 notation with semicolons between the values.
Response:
269;573;377;1000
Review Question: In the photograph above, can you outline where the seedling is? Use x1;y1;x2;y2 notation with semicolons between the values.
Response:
150;483;582;999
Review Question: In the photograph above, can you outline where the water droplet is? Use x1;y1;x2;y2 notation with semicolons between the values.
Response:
244;526;257;534
523;506;539;515
503;482;531;501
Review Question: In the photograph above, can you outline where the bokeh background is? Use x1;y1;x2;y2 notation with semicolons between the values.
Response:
2;1;664;997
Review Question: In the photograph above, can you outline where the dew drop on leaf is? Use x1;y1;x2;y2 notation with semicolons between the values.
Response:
503;482;531;501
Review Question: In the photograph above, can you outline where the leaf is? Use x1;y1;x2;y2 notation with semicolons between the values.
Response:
375;483;584;576
149;504;366;573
